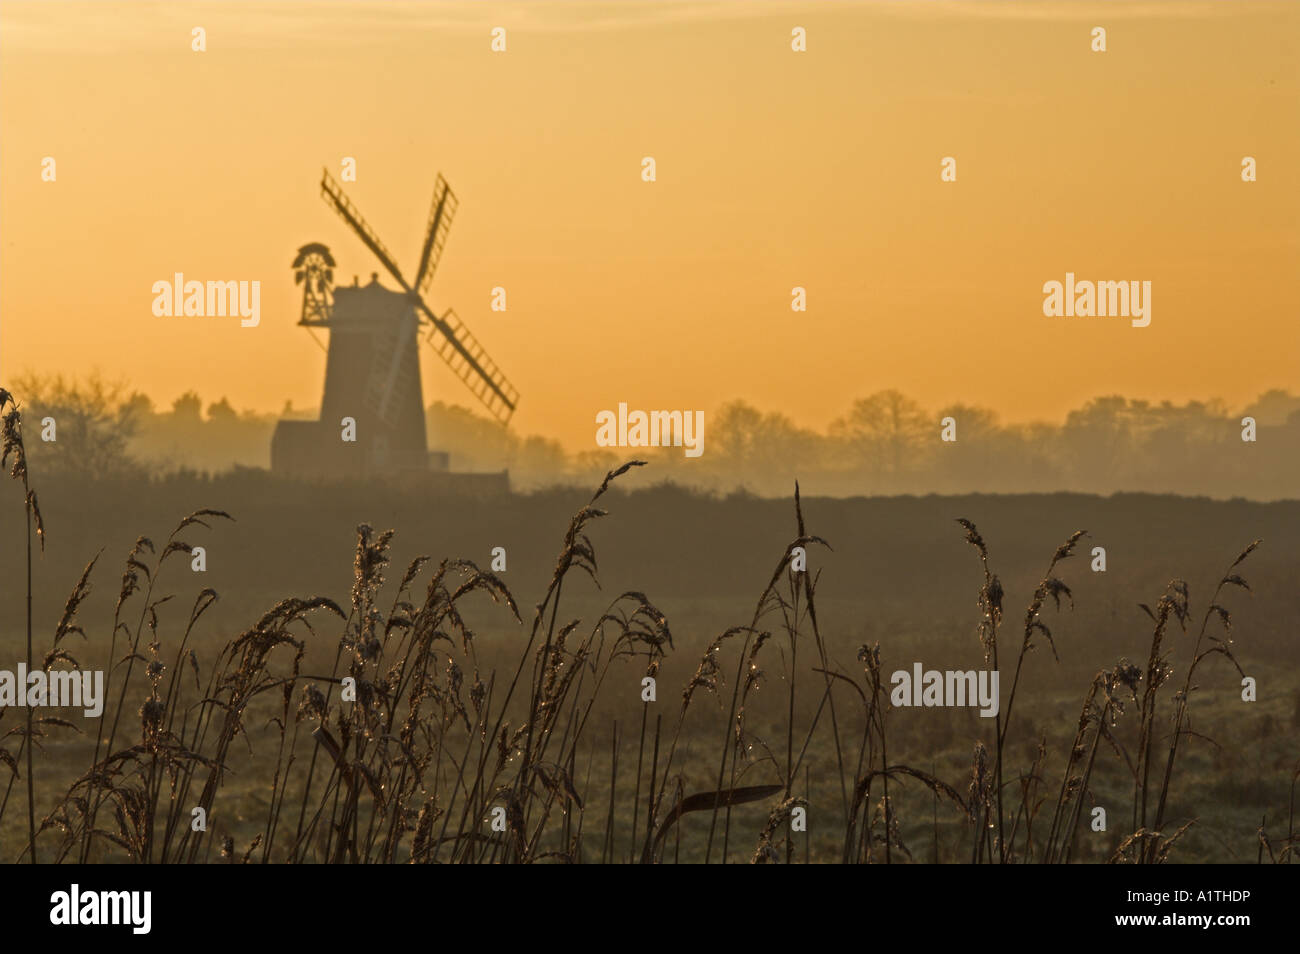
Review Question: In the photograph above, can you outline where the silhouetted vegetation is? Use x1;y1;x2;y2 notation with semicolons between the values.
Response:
1;387;1296;863
11;373;1300;499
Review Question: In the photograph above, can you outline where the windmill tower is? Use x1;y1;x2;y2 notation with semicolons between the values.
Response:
272;170;519;478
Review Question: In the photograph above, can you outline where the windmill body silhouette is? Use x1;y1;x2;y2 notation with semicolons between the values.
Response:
272;171;518;478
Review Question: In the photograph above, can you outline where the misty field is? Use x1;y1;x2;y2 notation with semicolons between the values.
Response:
2;398;1298;862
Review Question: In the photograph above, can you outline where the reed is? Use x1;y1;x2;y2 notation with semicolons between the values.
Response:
0;385;1285;864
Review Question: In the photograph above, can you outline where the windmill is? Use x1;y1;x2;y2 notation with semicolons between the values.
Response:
272;170;519;478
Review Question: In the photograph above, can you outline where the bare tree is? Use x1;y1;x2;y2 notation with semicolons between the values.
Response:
10;372;142;478
831;390;930;485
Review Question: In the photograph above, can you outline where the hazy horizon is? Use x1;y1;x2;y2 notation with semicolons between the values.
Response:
10;371;1299;501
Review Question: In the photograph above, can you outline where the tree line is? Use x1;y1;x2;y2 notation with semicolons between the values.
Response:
8;373;1298;499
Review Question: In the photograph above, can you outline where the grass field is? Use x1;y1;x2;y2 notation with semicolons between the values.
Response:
3;398;1298;862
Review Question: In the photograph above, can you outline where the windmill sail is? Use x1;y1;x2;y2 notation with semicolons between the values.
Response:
414;174;458;296
318;168;519;426
422;308;519;424
320;171;409;291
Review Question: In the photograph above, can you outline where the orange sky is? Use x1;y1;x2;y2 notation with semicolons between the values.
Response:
2;0;1297;450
